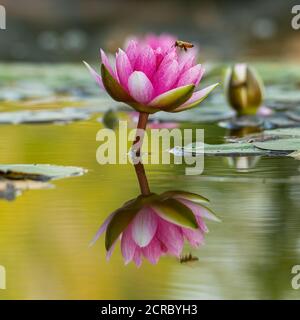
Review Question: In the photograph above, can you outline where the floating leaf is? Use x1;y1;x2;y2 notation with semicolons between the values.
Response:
0;108;90;124
180;142;269;156
0;164;86;181
286;110;300;122
263;115;299;129
152;104;235;123
263;128;300;137
253;138;300;151
219;116;263;129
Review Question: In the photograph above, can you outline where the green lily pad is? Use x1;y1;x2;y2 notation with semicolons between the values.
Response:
152;103;235;123
0;108;91;124
263;115;299;129
253;138;300;151
286;110;300;122
263;128;300;137
180;142;269;156
219;116;263;129
0;164;87;181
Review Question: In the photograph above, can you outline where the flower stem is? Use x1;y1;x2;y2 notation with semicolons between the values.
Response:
132;112;150;196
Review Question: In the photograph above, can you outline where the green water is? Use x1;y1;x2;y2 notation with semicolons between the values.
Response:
0;114;299;299
0;62;300;299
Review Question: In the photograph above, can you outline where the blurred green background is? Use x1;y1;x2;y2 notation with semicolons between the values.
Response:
1;0;299;62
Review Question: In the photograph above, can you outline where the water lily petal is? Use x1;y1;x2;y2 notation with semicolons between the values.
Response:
153;59;179;95
126;40;138;67
149;84;194;111
142;237;164;264
121;226;137;265
131;206;158;247
151;198;198;229
182;227;204;247
83;61;104;89
196;215;209;233
116;49;133;90
177;198;221;222
105;204;141;251
195;67;205;86
128;71;154;104
177;64;204;87
106;238;118;260
100;49;116;79
101;64;133;102
89;211;115;247
133;247;142;267
134;45;156;79
157;219;184;257
154;47;164;66
178;49;197;74
145;33;176;52
172;83;219;112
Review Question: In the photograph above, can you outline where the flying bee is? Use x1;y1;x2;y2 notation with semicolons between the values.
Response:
174;40;194;52
179;253;199;264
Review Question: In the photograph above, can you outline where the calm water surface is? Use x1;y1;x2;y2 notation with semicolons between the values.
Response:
0;113;300;299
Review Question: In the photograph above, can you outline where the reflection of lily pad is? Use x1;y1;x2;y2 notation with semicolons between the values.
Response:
0;164;87;201
0;180;52;201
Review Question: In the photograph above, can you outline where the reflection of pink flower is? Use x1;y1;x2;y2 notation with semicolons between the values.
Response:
84;34;218;114
91;191;220;267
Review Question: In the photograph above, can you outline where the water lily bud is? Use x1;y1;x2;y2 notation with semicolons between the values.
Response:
224;64;264;116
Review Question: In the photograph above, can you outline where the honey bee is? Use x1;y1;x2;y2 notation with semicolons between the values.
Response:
179;253;199;264
174;40;194;52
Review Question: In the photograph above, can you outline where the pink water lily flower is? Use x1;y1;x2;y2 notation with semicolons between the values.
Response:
84;34;218;114
90;191;220;267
